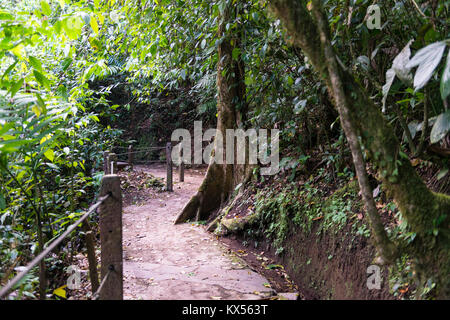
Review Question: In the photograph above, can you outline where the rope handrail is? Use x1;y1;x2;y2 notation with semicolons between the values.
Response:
113;146;164;150
114;150;158;157
133;160;166;163
113;147;165;157
92;267;113;300
0;194;110;299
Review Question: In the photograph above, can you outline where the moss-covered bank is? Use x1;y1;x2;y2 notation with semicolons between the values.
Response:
215;178;399;299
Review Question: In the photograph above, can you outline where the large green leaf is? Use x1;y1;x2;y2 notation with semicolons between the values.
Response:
0;192;5;210
0;123;15;136
441;52;450;101
29;56;43;71
40;0;52;16
232;47;241;61
430;110;450;144
2;61;18;80
382;68;395;112
90;15;99;34
64;16;83;40
9;78;24;97
437;168;449;181
33;70;51;91
392;39;413;85
406;41;447;91
382;40;413;112
0;10;14;21
44;148;55;162
0;139;32;153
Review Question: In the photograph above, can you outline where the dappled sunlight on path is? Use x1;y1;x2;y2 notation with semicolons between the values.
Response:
122;164;275;300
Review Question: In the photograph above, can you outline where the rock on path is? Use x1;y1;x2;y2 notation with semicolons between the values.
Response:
123;165;274;300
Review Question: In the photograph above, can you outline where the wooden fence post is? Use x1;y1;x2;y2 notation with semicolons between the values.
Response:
108;153;117;174
179;161;184;182
82;220;100;293
166;142;173;192
99;175;123;300
128;145;134;170
103;151;109;174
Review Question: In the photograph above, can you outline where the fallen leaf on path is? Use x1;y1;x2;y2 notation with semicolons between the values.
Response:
53;285;67;299
265;264;284;270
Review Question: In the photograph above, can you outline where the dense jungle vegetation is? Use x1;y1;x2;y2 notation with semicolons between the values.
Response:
0;0;449;299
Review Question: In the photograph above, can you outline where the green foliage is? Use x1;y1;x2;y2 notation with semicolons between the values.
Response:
430;110;450;144
1;0;449;299
0;0;123;298
254;184;299;254
383;39;450;146
251;177;368;255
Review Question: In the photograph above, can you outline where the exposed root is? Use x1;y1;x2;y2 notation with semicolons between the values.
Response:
174;163;228;224
174;192;201;224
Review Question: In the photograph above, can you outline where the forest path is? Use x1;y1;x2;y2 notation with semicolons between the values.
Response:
122;164;275;300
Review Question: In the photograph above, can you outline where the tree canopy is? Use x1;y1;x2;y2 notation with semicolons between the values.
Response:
1;0;449;300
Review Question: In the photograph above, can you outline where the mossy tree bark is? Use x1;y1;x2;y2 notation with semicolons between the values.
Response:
175;2;251;224
268;0;450;298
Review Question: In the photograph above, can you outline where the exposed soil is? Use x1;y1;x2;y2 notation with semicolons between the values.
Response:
121;164;296;300
215;174;396;300
218;236;301;297
118;169;166;206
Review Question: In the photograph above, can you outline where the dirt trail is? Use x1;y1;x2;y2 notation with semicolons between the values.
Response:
122;164;275;300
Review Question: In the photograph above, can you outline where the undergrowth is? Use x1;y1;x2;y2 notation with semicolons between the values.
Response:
240;164;423;298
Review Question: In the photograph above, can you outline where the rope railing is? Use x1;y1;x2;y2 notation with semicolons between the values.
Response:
0;173;124;300
1;142;182;300
92;267;113;300
114;148;165;157
105;142;182;190
112;145;165;150
133;160;166;163
0;194;110;299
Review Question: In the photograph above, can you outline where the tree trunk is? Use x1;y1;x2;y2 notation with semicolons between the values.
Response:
268;0;450;298
174;1;250;224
